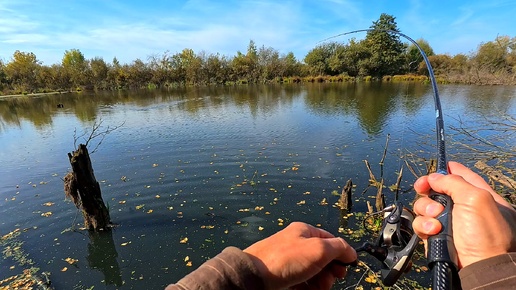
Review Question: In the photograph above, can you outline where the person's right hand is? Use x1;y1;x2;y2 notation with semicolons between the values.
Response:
412;161;516;269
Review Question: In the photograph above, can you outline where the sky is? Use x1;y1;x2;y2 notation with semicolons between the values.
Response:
1;0;516;66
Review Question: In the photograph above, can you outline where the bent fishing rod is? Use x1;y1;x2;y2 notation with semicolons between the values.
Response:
323;29;461;289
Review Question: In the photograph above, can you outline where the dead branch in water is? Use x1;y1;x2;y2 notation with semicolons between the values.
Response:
73;119;124;154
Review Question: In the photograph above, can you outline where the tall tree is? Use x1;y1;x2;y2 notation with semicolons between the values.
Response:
62;49;88;88
5;50;41;92
364;13;407;77
90;57;109;89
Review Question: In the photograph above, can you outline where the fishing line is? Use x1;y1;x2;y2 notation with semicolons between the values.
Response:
321;29;447;173
321;29;460;289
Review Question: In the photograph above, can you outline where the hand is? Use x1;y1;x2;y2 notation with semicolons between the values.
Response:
243;222;357;290
413;161;516;269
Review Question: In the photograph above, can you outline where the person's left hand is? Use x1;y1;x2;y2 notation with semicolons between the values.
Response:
243;222;357;290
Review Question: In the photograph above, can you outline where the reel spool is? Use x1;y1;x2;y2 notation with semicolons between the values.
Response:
357;202;420;286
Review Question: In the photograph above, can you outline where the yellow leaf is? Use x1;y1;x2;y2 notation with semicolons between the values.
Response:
41;212;53;217
152;163;159;167
118;200;126;204
179;237;188;244
186;261;192;267
296;200;305;205
61;267;68;272
65;257;78;265
258;226;264;231
155;195;161;199
43;202;54;207
135;204;145;210
147;209;153;214
184;256;189;262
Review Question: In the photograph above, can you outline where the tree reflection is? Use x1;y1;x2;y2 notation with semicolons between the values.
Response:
87;230;123;286
0;83;445;135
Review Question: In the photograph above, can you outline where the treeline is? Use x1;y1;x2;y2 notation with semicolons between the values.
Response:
1;13;515;95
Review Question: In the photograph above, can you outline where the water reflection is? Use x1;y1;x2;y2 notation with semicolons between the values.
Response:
0;83;436;136
87;230;123;286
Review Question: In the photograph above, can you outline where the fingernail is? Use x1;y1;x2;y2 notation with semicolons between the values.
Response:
423;221;434;232
427;203;442;215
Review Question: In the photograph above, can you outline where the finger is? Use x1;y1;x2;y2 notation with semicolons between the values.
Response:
413;216;442;239
413;175;431;195
413;196;444;217
328;262;347;279
448;162;495;193
426;173;499;206
449;161;514;209
289;222;336;239
330;238;357;264
305;269;337;290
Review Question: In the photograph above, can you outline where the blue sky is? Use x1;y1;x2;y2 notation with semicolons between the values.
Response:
1;0;515;65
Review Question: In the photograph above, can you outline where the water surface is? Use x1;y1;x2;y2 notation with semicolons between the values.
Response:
1;83;515;289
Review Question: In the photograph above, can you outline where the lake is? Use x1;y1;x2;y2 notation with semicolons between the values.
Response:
1;83;515;289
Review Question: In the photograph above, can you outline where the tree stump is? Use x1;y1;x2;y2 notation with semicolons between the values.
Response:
64;144;111;231
337;179;353;210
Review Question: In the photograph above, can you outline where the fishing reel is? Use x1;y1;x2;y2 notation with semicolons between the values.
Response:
357;202;420;286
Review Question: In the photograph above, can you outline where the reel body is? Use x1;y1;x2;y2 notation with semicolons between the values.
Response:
358;202;420;286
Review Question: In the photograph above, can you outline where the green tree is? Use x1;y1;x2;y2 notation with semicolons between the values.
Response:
473;36;514;73
406;38;434;73
0;59;7;92
363;13;407;77
62;49;88;88
327;39;370;77
203;53;230;84
127;59;152;88
258;45;284;81
90;57;109;89
5;50;41;93
283;52;301;76
177;48;202;85
304;42;339;75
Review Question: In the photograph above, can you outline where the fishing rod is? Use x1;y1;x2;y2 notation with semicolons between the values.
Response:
323;29;461;289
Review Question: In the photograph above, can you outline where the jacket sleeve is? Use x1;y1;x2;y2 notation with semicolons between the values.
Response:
165;246;266;290
459;252;516;289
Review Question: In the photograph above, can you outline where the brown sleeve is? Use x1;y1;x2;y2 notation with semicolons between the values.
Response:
164;246;266;290
459;252;516;290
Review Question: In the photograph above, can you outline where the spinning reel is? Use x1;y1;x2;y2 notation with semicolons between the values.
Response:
356;202;420;286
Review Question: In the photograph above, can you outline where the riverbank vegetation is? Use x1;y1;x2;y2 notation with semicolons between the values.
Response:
1;13;515;96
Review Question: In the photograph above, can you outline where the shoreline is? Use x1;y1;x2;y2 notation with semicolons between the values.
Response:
0;91;73;99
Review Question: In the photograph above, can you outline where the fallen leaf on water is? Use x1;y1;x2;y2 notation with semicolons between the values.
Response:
135;204;145;210
184;256;189;262
186;261;192;267
153;163;159;167
118;200;126;204
147;209;153;214
258;226;264;231
65;257;78;265
155;195;161;199
43;202;54;207
179;237;188;244
296;200;305;205
121;241;131;246
41;212;53;217
319;198;328;206
61;267;68;272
